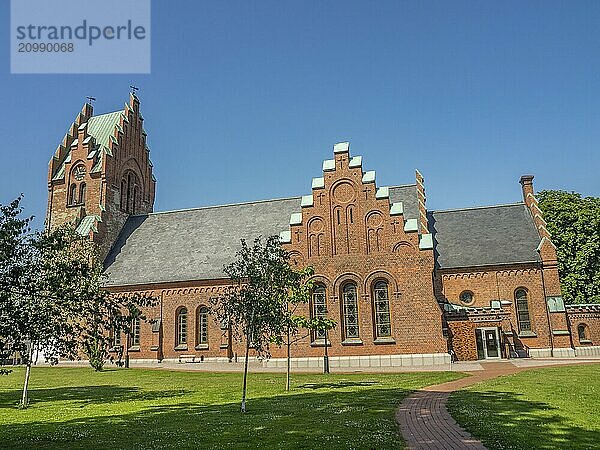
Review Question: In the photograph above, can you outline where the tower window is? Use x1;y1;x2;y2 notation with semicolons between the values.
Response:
68;184;77;206
79;183;86;205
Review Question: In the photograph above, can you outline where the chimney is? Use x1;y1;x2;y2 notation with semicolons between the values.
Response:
520;175;535;205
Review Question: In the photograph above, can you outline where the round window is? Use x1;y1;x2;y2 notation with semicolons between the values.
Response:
460;291;474;305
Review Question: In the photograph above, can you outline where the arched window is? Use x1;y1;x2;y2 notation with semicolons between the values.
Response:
312;285;327;340
68;183;77;206
131;317;141;347
373;281;391;338
342;283;359;339
578;324;589;342
515;289;531;332
79;183;86;205
197;306;209;346
176;307;188;347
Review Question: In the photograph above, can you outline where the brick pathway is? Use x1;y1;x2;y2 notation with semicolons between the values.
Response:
396;361;524;449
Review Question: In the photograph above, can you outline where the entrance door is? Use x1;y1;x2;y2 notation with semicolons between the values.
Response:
475;327;501;359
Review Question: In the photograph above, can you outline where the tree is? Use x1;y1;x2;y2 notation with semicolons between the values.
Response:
537;190;600;304
275;264;314;392
0;196;157;407
212;236;309;412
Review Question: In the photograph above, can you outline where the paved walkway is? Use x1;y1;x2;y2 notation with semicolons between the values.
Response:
395;361;529;449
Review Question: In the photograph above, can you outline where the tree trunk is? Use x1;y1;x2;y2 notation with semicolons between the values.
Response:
20;344;33;408
286;327;291;391
324;328;329;374
241;337;250;413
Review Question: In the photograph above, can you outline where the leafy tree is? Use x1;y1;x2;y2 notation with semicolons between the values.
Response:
212;236;310;412
538;190;600;304
0;196;156;407
274;264;314;392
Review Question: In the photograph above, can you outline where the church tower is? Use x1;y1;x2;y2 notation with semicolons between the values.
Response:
46;93;156;259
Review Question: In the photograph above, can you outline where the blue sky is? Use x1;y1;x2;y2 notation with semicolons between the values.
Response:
1;1;599;229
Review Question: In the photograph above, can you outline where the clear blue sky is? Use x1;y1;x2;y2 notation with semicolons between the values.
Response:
1;1;599;230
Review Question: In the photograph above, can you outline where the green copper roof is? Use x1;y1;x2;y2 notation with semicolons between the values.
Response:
87;111;122;155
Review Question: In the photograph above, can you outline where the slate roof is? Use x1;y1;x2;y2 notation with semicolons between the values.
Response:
103;186;542;287
104;197;302;287
428;203;541;269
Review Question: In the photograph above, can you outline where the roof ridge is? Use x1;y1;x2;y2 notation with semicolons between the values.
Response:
136;195;302;217
431;202;525;214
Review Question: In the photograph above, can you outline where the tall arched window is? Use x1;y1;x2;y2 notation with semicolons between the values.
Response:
342;283;359;339
312;285;327;340
68;183;77;206
132;185;138;214
515;289;531;332
176;307;188;347
79;183;86;205
373;281;391;338
197;306;209;346
578;324;589;342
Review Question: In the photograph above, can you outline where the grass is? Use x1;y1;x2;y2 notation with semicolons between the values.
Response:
0;366;461;449
447;363;600;450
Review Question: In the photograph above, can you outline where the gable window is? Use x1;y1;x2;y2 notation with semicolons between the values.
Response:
176;307;188;347
342;283;359;340
578;324;590;343
515;289;531;333
312;285;327;340
373;281;391;338
197;306;209;346
131;317;141;347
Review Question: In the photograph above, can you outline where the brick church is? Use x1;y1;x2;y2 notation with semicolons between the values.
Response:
46;94;600;368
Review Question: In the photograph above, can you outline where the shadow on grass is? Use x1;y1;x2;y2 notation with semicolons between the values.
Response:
0;386;189;408
0;386;408;449
447;390;600;450
295;380;379;390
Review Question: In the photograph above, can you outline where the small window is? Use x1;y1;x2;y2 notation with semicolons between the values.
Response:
578;324;589;342
342;283;359;339
460;291;474;305
515;289;531;333
197;306;209;346
131;317;141;347
79;183;86;205
176;307;188;346
68;183;77;206
312;285;327;340
373;281;391;338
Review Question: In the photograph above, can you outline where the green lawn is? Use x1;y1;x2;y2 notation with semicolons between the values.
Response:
0;366;461;449
447;364;600;450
